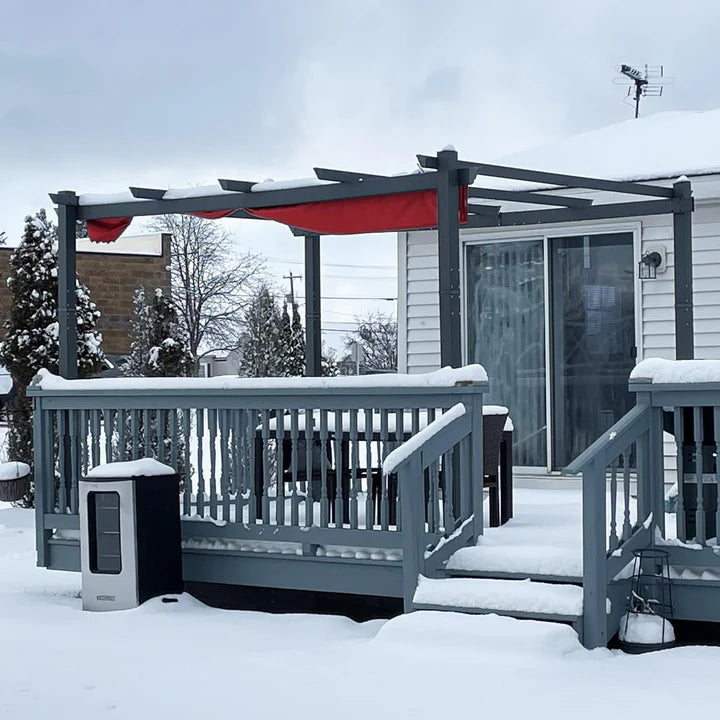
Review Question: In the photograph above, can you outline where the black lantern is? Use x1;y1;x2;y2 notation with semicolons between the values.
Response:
638;251;662;279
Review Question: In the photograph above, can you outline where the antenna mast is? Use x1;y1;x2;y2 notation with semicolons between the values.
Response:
614;64;671;118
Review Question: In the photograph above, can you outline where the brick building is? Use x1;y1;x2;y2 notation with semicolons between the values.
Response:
0;233;171;361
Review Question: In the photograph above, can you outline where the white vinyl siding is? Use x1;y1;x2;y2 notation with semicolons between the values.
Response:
400;230;440;373
399;183;720;373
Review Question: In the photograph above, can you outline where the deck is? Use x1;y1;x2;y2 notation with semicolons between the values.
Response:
27;360;720;648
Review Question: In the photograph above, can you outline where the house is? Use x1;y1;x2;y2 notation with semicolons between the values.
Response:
398;110;720;471
198;349;243;377
0;232;171;365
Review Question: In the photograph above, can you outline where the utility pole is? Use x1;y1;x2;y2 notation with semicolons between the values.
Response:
283;270;301;304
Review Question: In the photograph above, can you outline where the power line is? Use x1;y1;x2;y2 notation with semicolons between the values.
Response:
296;295;397;301
267;257;395;270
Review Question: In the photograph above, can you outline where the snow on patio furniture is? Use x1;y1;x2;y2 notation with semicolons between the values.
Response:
0;461;30;503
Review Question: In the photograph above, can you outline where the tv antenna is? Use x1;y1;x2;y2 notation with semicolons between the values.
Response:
614;64;672;118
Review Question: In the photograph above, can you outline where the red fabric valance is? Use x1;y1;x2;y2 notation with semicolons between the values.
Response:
86;187;468;242
87;217;133;243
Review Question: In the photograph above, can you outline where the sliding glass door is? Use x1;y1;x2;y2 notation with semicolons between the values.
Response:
549;233;635;468
466;240;546;466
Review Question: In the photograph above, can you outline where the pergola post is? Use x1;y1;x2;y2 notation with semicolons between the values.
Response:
304;233;322;376
672;178;694;360
437;149;462;368
57;194;79;379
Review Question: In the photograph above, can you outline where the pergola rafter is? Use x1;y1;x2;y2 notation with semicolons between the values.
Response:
51;148;695;379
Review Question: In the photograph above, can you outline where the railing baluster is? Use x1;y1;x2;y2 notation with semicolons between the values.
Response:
143;408;151;458
609;457;619;551
69;410;79;513
394;409;404;530
349;408;359;529
334;409;343;527
444;444;455;531
364;408;374;530
675;407;686;541
130;409;139;460
170;410;179;476
380;409;389;530
232;409;243;523
427;408;439;533
220;409;231;522
157;408;167;463
196;409;205;517
103;409;114;463
319;409;329;527
276;410;285;526
208;408;218;520
182;409;192;516
694;406;705;544
91;409;101;469
247;409;257;523
622;448;632;540
290;409;299;527
116;409;126;462
58;411;67;512
304;408;314;527
261;409;270;522
80;409;89;477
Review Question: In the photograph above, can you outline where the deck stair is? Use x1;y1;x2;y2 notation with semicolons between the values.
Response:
411;540;584;630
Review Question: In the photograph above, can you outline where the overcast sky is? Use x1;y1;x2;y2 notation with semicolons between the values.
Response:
3;0;720;347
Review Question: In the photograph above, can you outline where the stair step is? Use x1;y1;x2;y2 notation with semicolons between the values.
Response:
446;544;582;582
444;568;582;585
412;576;583;622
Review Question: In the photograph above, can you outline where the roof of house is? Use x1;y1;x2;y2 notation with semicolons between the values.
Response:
495;109;720;185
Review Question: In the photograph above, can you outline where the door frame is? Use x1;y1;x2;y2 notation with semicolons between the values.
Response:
460;220;642;471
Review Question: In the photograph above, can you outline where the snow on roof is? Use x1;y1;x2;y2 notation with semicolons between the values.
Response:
490;110;720;188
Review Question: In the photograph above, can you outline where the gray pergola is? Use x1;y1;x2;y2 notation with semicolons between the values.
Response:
51;148;694;379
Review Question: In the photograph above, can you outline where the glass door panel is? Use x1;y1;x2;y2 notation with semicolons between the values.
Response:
466;240;546;466
550;233;635;468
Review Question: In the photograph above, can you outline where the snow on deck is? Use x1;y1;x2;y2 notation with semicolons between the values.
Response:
413;576;583;617
448;489;584;578
631;357;720;384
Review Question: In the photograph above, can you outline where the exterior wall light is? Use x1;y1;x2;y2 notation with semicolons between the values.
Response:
638;251;662;279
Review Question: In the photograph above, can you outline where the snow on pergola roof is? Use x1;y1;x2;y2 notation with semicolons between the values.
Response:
494;110;720;188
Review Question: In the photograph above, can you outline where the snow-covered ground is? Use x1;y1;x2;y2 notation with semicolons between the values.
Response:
1;499;719;720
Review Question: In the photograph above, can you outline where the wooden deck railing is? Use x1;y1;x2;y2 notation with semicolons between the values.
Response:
28;367;488;571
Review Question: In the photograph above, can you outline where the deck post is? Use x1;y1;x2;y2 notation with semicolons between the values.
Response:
304;233;322;377
672;178;694;360
400;454;425;611
57;195;79;379
648;405;666;535
32;396;50;567
582;458;607;648
437;149;462;368
469;392;484;541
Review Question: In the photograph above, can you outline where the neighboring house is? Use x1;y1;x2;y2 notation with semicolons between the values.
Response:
199;349;243;377
397;109;720;472
0;232;171;365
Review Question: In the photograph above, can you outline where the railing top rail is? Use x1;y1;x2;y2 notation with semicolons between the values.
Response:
630;377;720;398
565;403;651;475
630;359;720;398
382;402;470;475
28;367;488;400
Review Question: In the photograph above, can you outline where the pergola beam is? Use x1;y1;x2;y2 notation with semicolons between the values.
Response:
314;167;388;183
468;186;592;208
218;179;257;192
129;187;167;200
72;171;440;220
465;198;686;228
417;154;674;198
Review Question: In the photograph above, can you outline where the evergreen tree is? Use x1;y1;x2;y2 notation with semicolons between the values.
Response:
237;285;284;377
0;210;104;504
287;301;306;376
123;286;193;378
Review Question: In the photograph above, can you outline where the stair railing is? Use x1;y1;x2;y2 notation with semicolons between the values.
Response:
566;401;663;648
382;400;484;610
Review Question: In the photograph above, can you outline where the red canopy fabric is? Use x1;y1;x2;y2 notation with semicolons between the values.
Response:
87;217;133;243
86;187;468;242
